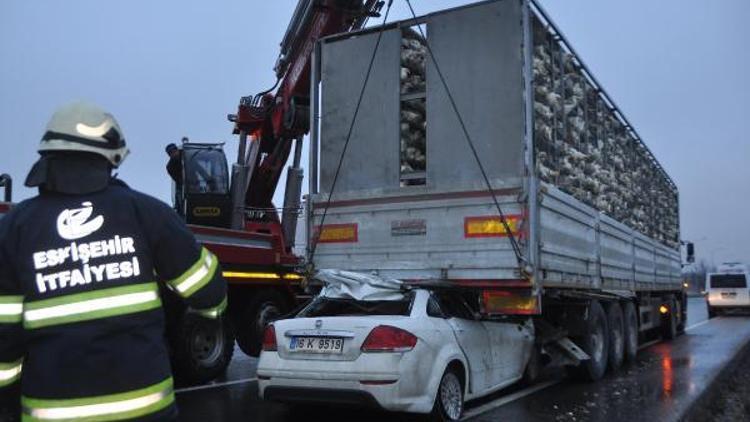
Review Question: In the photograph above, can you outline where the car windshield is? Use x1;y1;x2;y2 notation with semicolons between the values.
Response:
711;274;747;288
297;293;414;318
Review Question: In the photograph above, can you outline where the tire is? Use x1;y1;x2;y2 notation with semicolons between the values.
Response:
235;290;289;357
661;298;678;340
170;312;234;385
622;301;639;363
431;368;464;422
521;345;541;386
707;304;718;319
568;300;609;382
676;296;687;334
605;302;625;372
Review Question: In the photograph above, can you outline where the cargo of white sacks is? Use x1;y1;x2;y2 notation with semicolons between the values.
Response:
309;0;681;294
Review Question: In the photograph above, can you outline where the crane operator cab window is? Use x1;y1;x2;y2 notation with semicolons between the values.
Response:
180;144;232;228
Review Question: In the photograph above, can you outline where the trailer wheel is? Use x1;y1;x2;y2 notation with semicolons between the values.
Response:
521;345;541;386
568;300;609;382
170;312;234;385
622;301;639;363
605;302;625;372
661;298;678;340
236;290;289;357
676;296;687;334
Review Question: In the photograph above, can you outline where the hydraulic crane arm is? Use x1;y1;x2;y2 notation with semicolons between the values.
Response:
228;0;384;230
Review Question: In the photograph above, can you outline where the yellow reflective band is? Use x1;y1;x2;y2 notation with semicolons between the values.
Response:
169;248;218;298
223;272;303;281
223;271;279;279
0;295;24;323
195;297;227;319
23;283;161;330
23;377;174;421
0;359;23;387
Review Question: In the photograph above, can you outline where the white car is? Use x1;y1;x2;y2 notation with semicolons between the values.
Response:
706;263;750;318
257;271;534;421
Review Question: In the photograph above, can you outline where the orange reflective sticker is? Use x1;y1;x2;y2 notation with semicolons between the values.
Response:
464;215;522;238
316;224;358;243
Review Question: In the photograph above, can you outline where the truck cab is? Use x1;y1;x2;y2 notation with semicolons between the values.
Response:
706;262;750;318
174;142;233;228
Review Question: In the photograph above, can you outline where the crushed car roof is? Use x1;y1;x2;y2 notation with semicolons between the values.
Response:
315;270;407;301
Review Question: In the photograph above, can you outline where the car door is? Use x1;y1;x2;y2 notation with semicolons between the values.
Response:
482;317;534;388
433;293;493;394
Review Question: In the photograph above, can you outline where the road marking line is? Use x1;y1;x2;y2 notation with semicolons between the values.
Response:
175;377;258;394
686;319;712;331
461;380;560;420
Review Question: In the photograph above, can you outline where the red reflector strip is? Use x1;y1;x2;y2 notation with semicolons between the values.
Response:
315;224;358;243
482;290;540;315
464;215;522;238
359;380;398;385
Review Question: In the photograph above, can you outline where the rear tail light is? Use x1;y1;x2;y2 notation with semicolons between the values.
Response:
361;325;417;353
262;324;277;352
482;289;541;315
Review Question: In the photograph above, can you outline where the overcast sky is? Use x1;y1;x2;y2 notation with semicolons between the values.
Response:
1;1;748;266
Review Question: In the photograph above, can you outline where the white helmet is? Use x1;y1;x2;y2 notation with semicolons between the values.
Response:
39;101;129;167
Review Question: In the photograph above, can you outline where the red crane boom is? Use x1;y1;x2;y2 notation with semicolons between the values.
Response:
230;0;383;214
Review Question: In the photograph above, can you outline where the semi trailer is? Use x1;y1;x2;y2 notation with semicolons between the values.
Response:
307;0;690;381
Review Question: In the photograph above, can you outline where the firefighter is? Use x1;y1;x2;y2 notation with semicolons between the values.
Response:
0;101;227;421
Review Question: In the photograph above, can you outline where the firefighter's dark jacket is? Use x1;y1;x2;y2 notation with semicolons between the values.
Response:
0;179;227;421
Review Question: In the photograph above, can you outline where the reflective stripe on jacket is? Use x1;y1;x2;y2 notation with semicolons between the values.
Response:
22;377;174;421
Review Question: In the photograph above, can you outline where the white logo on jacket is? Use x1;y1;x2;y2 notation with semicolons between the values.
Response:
56;202;104;240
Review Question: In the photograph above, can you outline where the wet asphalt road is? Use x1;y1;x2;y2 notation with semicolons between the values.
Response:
175;297;750;421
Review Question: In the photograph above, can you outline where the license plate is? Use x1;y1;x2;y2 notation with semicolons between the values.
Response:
290;337;345;354
721;292;737;298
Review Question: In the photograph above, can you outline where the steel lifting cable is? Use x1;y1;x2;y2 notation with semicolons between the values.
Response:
404;0;526;270
308;0;395;264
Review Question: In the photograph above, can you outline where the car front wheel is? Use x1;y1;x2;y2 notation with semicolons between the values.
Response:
431;368;464;421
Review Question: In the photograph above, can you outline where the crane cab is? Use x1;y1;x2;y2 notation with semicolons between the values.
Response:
175;142;232;228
